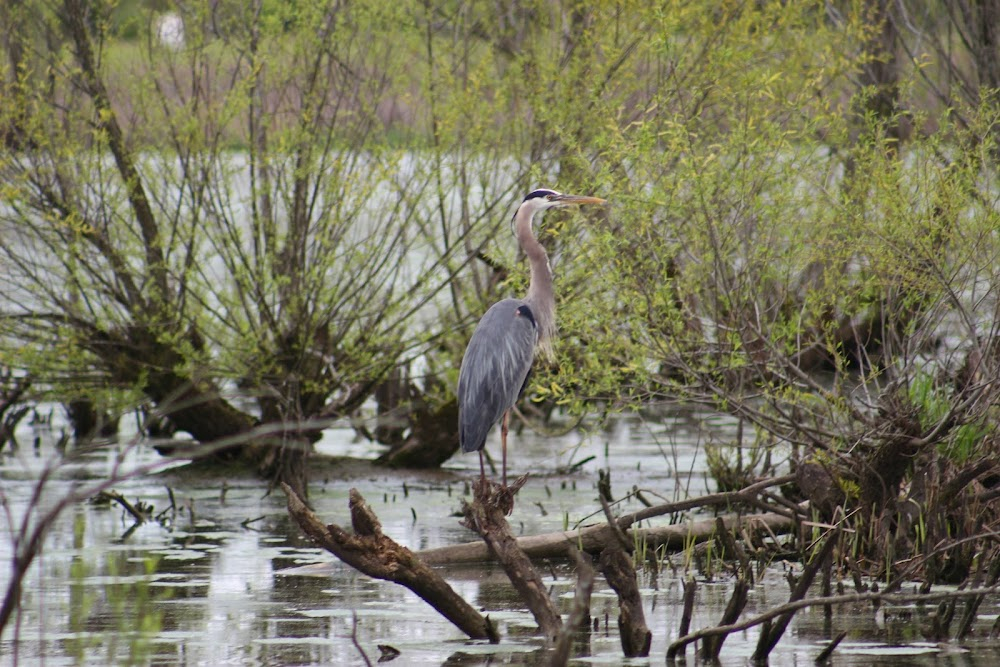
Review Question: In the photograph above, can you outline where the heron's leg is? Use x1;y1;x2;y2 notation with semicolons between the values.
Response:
501;410;509;488
478;450;486;486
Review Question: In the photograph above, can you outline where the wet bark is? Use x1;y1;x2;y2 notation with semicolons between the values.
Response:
90;324;314;493
371;367;410;447
599;542;651;657
795;461;846;521
92;327;257;453
678;577;697;638
424;477;799;564
669;584;1000;659
368;363;462;469
259;435;311;500
282;483;498;642
595;480;651;657
460;476;563;643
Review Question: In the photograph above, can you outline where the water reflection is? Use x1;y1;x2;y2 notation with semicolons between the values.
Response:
4;413;996;665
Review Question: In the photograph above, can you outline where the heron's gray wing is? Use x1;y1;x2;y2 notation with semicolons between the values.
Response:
458;299;538;453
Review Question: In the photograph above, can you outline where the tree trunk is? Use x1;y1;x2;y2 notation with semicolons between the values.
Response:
65;398;119;440
258;433;312;500
376;396;460;468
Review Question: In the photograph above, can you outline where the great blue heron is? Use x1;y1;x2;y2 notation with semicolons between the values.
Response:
458;188;607;487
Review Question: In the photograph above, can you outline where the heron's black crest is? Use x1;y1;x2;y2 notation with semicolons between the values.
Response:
515;304;536;328
523;189;558;202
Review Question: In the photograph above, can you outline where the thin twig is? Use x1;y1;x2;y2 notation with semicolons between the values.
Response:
617;474;800;530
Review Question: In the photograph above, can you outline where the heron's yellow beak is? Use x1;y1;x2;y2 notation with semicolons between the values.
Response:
552;194;606;206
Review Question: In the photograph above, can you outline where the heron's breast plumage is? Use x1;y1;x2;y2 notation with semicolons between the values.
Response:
457;299;539;453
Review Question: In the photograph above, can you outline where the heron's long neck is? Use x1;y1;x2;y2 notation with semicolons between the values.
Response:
514;206;556;358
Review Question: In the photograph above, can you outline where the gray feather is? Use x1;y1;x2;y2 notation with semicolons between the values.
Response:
458;299;538;453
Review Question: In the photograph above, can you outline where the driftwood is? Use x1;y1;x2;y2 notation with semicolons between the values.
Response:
716;516;752;582
281;483;498;643
420;475;799;564
461;475;563;642
957;549;1000;639
97;490;149;524
815;630;848;662
419;509;796;564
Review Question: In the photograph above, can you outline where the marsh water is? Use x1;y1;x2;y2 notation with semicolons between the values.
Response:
2;409;999;666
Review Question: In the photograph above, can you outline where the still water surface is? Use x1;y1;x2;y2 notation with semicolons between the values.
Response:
2;410;998;665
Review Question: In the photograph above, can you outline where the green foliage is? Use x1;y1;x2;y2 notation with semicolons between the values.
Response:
1;0;999;478
909;370;992;463
705;437;771;493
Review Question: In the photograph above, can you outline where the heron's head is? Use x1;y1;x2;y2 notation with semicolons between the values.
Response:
515;188;606;223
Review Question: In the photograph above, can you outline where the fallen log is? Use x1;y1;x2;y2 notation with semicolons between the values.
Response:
281;483;498;643
418;509;796;564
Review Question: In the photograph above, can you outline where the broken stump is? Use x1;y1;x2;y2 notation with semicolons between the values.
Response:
461;475;563;643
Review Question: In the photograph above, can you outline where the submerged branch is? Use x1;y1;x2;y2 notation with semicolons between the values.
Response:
667;584;1000;658
96;490;149;524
